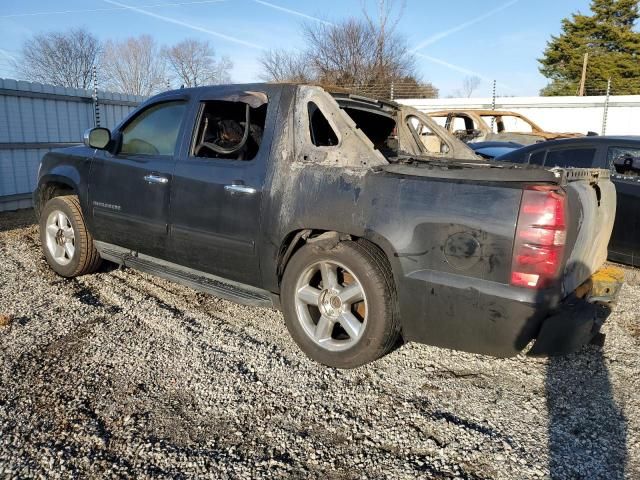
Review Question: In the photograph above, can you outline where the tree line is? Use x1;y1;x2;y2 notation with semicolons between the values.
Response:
15;30;232;96
12;0;440;100
11;0;639;99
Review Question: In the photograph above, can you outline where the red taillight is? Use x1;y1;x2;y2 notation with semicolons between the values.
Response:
511;186;567;288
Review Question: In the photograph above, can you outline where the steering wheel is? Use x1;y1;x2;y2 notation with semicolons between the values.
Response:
196;103;251;156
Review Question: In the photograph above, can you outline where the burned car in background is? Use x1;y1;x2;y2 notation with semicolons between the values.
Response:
497;136;640;267
429;109;583;146
331;93;479;160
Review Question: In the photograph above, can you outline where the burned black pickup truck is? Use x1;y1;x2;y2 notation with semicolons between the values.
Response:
34;83;620;368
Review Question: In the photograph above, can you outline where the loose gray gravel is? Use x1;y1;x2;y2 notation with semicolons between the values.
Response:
1;209;639;479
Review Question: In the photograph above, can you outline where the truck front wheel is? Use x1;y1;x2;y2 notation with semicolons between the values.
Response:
281;240;399;368
39;195;102;277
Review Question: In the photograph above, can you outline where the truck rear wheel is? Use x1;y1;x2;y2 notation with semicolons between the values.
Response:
39;195;102;277
281;240;399;368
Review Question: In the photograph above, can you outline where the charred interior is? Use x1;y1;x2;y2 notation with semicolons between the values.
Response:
193;100;267;160
308;101;339;147
340;107;398;158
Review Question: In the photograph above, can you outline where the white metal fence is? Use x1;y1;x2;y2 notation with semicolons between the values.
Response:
0;78;144;212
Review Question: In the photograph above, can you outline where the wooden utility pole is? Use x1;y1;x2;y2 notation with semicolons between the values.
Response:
578;52;589;96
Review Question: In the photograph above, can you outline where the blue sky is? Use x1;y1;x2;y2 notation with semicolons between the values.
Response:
0;0;595;96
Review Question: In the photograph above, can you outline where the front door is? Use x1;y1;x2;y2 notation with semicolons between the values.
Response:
89;99;188;259
168;89;278;286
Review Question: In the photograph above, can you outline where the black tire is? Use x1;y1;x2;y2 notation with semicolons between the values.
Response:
281;240;400;368
39;195;102;277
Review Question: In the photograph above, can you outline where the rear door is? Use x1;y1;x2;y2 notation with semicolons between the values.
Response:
89;98;188;259
607;145;640;266
168;88;279;286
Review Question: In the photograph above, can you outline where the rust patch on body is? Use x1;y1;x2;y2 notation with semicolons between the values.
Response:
576;265;625;301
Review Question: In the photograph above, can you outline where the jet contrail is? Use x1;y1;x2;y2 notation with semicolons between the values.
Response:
1;1;226;19
415;52;514;92
103;0;264;50
410;0;521;52
0;49;17;62
253;0;334;26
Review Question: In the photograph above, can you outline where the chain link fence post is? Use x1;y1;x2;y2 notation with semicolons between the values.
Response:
601;78;611;135
92;65;100;128
490;79;497;132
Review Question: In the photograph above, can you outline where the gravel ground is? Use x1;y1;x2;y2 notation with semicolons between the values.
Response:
0;209;639;479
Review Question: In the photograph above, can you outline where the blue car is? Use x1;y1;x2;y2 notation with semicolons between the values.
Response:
467;141;523;159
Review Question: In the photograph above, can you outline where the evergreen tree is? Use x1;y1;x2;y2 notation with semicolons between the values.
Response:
539;0;640;95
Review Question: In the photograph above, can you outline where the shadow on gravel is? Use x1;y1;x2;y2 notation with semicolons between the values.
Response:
0;208;36;232
546;310;627;479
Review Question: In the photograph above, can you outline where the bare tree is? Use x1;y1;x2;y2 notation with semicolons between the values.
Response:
360;0;412;82
462;76;481;97
259;49;312;83
15;28;101;89
303;19;377;85
259;0;436;98
163;39;232;87
301;1;413;85
102;35;166;96
212;56;233;86
453;76;481;98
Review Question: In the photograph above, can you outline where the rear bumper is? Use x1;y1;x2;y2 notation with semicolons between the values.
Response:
528;265;624;356
398;266;624;358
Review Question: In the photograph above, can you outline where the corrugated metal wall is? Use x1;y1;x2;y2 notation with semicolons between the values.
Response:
0;78;145;212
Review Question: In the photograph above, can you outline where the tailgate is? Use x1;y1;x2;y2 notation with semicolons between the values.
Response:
560;168;617;296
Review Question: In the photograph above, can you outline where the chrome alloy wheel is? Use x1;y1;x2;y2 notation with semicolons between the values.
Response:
45;210;75;266
294;261;368;351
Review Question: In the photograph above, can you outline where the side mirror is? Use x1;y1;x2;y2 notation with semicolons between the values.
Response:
83;127;111;150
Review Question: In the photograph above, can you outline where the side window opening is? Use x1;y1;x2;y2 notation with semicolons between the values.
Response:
340;107;397;158
451;115;480;142
430;115;447;128
407;116;449;155
529;150;546;165
121;101;186;156
308;102;338;147
192;100;267;161
608;146;640;175
482;115;534;134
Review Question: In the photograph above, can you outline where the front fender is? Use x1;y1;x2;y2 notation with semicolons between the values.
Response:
34;147;94;218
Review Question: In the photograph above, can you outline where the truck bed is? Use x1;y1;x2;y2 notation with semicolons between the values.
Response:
382;157;616;299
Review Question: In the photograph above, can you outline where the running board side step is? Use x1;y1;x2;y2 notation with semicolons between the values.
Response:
95;241;275;308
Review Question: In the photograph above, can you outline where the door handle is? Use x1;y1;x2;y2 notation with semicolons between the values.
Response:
144;174;169;185
224;184;257;195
